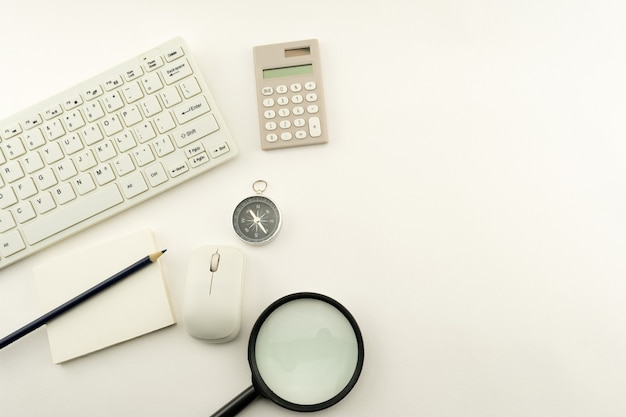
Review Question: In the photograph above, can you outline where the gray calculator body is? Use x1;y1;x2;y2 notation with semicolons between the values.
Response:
253;39;328;150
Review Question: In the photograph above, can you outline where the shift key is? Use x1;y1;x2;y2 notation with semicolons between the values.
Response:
172;114;220;147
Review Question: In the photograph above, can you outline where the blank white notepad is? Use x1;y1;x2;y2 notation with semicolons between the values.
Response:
34;229;176;364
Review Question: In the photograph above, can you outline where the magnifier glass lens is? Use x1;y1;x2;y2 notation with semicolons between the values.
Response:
253;297;361;406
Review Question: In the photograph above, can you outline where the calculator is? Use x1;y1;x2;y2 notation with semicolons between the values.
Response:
253;39;328;150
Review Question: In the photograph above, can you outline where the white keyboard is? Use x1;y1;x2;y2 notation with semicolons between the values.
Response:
0;38;238;270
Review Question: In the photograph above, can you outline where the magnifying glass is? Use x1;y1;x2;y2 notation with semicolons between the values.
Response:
210;292;364;416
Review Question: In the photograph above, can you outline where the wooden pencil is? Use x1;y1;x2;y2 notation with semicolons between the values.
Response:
0;250;166;350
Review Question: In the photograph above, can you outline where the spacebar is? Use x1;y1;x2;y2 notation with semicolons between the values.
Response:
23;186;124;245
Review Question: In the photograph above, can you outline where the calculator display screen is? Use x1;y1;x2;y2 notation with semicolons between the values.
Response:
263;64;313;79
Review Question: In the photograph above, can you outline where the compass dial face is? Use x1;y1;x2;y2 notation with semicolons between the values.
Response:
233;195;281;244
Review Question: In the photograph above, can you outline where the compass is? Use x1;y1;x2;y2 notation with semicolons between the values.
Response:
232;180;282;245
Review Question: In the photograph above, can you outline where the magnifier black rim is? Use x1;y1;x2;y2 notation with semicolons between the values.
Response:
248;292;365;413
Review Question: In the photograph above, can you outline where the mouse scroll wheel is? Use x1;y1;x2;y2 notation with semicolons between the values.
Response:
210;252;220;272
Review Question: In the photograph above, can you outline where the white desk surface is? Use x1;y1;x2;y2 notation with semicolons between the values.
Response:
1;1;625;416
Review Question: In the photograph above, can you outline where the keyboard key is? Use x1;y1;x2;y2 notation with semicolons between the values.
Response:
124;66;144;82
141;72;163;93
210;143;230;158
121;105;142;127
32;192;56;214
0;230;26;258
122;82;144;103
161;59;193;84
103;76;123;91
159;86;182;107
154;113;175;133
14;201;36;223
23;114;43;130
43;119;65;140
101;114;124;136
164;46;184;62
82;124;104;145
22;185;124;245
73;173;96;195
24;128;46;150
0;187;18;208
2;160;25;183
84;85;104;100
53;160;78;181
61;133;84;155
41;142;64;164
83;101;105;122
34;167;58;190
14;178;37;199
63;110;86;131
114;131;137;153
153;136;175;156
43;105;63;120
134;122;156;142
172;114;219;147
113;154;135;176
95;140;117;162
180;77;201;98
74;150;98;171
103;92;124;112
93;164;115;185
2;123;22;139
63;95;83;110
173;96;210;124
120;172;148;198
140;96;162;118
145;163;168;187
52;183;77;205
143;56;164;71
0;211;16;232
133;144;155;166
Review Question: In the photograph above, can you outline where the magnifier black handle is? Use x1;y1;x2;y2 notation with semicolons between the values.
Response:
210;385;258;417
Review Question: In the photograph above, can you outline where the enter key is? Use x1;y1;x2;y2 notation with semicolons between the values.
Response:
173;96;211;124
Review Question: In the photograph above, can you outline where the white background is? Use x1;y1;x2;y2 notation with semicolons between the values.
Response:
1;1;626;416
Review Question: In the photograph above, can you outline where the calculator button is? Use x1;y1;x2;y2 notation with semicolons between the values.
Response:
309;117;321;137
264;110;276;119
293;107;305;116
294;118;305;127
290;83;302;92
292;95;303;104
277;97;289;106
279;120;291;129
266;133;278;142
262;98;275;107
307;104;319;114
306;93;318;102
280;132;292;141
304;81;316;90
261;87;274;95
276;85;288;94
295;130;307;139
265;121;277;131
278;108;290;117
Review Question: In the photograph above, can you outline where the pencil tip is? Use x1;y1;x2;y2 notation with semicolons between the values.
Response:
150;250;167;262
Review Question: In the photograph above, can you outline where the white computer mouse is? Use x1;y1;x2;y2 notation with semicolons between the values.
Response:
183;246;245;343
